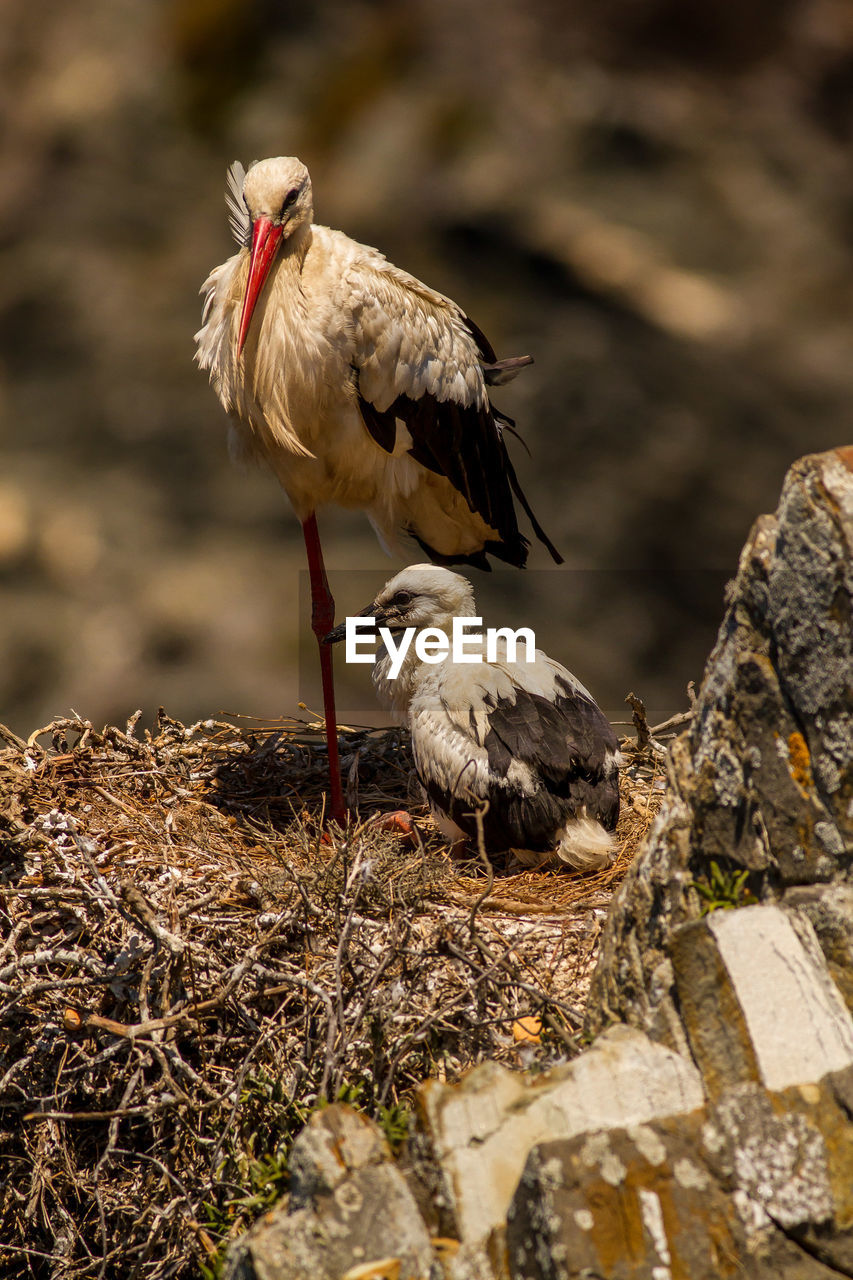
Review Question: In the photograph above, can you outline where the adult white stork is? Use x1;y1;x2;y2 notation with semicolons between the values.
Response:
327;565;620;870
195;156;561;826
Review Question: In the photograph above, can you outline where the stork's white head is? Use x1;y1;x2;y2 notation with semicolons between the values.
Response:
326;561;475;656
368;565;477;635
325;565;478;717
237;157;314;355
242;157;313;232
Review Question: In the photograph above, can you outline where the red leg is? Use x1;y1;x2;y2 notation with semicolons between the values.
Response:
301;514;346;825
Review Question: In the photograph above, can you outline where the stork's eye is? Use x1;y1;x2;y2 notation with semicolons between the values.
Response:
280;188;300;214
393;590;413;608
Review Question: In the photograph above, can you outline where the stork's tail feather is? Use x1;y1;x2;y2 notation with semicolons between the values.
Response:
501;447;564;565
408;529;529;572
556;816;617;871
483;355;535;386
507;818;616;873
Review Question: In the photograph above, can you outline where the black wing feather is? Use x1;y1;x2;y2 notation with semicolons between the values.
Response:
460;313;498;363
356;385;533;567
356;394;397;453
353;306;562;568
427;682;619;852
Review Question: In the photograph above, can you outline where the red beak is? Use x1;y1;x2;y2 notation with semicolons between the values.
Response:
237;216;284;355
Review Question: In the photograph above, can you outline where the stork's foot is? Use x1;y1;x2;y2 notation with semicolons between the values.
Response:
371;810;426;848
372;809;416;837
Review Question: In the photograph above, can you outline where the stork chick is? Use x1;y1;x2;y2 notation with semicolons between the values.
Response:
196;156;561;827
327;566;620;870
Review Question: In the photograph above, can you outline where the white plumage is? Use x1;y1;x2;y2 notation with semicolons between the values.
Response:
194;156;560;825
328;565;621;871
195;155;559;568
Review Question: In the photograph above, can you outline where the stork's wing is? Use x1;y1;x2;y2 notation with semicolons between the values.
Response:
344;258;561;567
412;666;619;853
484;676;618;804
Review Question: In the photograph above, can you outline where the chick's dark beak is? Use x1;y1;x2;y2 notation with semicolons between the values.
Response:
323;600;380;645
323;620;348;645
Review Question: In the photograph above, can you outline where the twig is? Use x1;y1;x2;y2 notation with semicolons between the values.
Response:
647;709;693;737
625;691;651;752
467;795;494;938
119;881;185;955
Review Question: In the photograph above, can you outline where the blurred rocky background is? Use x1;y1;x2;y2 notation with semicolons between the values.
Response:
0;0;850;736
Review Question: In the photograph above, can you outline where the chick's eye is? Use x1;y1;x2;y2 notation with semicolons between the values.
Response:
393;591;413;608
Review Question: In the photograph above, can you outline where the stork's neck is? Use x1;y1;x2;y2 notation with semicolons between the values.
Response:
240;223;314;403
373;642;419;721
372;609;468;721
280;221;312;265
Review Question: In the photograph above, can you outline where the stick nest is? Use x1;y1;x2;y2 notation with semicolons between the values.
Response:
0;707;671;1278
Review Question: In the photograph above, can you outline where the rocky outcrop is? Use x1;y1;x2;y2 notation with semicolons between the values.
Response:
783;883;853;1014
506;1114;737;1280
588;446;853;1043
671;904;853;1095
506;1068;853;1280
223;449;853;1279
222;1108;437;1280
413;1027;703;1254
223;899;853;1280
